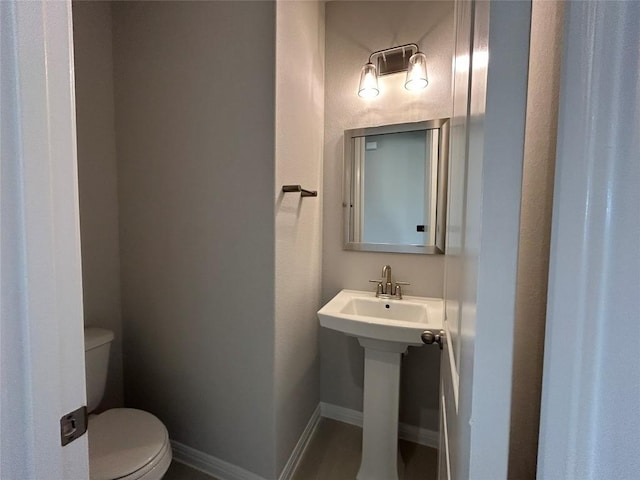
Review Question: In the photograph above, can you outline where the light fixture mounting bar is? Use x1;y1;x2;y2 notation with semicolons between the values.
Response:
368;44;419;76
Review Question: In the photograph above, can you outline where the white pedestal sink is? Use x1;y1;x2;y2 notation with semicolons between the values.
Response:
318;290;443;480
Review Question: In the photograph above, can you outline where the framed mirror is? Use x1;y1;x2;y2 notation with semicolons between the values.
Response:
343;118;449;254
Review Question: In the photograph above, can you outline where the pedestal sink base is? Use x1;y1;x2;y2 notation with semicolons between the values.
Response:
357;339;406;480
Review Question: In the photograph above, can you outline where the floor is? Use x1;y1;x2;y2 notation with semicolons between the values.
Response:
164;418;438;480
164;461;216;480
291;419;438;480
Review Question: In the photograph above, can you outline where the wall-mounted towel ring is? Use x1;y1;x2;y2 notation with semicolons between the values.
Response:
282;185;318;197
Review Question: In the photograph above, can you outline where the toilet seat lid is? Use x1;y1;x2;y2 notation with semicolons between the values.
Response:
89;408;168;480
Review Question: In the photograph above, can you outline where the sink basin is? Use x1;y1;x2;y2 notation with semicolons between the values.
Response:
318;289;443;347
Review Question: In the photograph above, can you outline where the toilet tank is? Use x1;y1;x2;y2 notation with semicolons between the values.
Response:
84;328;114;413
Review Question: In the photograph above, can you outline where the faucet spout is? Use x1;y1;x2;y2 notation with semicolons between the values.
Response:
382;265;392;294
382;265;392;283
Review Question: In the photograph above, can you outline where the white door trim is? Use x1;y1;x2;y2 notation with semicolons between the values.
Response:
441;1;532;479
1;1;88;478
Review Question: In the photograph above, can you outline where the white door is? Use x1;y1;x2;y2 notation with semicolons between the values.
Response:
439;1;532;478
0;1;89;478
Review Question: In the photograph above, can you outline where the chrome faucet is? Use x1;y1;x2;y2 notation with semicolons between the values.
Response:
369;265;410;299
382;265;392;295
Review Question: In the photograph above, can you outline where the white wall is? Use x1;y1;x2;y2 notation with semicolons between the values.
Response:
72;1;123;411
508;1;564;477
274;1;324;476
112;2;277;477
321;1;453;432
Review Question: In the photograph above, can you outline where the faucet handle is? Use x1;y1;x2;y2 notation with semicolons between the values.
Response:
394;282;410;299
369;280;383;296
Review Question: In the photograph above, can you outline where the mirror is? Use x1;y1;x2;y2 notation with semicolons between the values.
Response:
343;118;449;254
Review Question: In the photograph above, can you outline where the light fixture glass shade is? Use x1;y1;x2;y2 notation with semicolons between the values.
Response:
358;62;379;98
405;52;429;91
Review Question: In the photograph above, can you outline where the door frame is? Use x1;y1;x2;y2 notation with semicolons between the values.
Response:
440;1;532;479
1;1;88;478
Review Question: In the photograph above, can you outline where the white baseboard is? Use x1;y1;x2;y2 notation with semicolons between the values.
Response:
171;441;267;480
278;404;321;480
171;405;322;480
319;402;439;449
171;402;437;480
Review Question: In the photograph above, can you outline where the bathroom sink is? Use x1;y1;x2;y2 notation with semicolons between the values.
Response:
318;289;443;347
319;289;444;479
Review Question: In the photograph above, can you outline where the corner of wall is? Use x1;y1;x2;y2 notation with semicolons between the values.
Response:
274;0;325;476
72;0;124;410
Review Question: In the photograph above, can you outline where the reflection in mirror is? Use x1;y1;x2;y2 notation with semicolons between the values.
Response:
343;119;449;254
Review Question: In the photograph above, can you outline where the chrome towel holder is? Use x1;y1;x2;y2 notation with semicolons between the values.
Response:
282;185;318;197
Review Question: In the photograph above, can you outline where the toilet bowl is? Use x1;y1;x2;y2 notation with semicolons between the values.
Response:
85;328;172;480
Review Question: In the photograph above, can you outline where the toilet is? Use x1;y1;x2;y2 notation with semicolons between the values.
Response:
85;328;172;480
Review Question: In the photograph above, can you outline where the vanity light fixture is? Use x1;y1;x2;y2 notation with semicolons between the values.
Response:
358;62;379;98
357;44;429;98
405;52;429;90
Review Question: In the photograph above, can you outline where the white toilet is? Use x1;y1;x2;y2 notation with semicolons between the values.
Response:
85;328;172;480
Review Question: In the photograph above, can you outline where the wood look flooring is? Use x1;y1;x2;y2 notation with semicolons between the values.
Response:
164;460;218;480
164;418;437;480
292;418;438;480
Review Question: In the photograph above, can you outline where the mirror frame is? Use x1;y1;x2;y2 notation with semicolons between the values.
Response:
343;118;449;255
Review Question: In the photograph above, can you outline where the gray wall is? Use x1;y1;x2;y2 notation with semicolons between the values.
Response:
112;2;277;477
72;1;123;411
274;1;324;477
508;1;564;477
321;1;453;432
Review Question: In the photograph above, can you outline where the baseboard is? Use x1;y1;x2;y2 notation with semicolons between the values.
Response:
398;421;440;450
171;441;267;480
171;405;322;480
277;404;321;480
171;402;436;480
319;401;439;449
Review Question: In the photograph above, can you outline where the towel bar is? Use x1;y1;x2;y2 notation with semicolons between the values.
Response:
282;185;318;197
